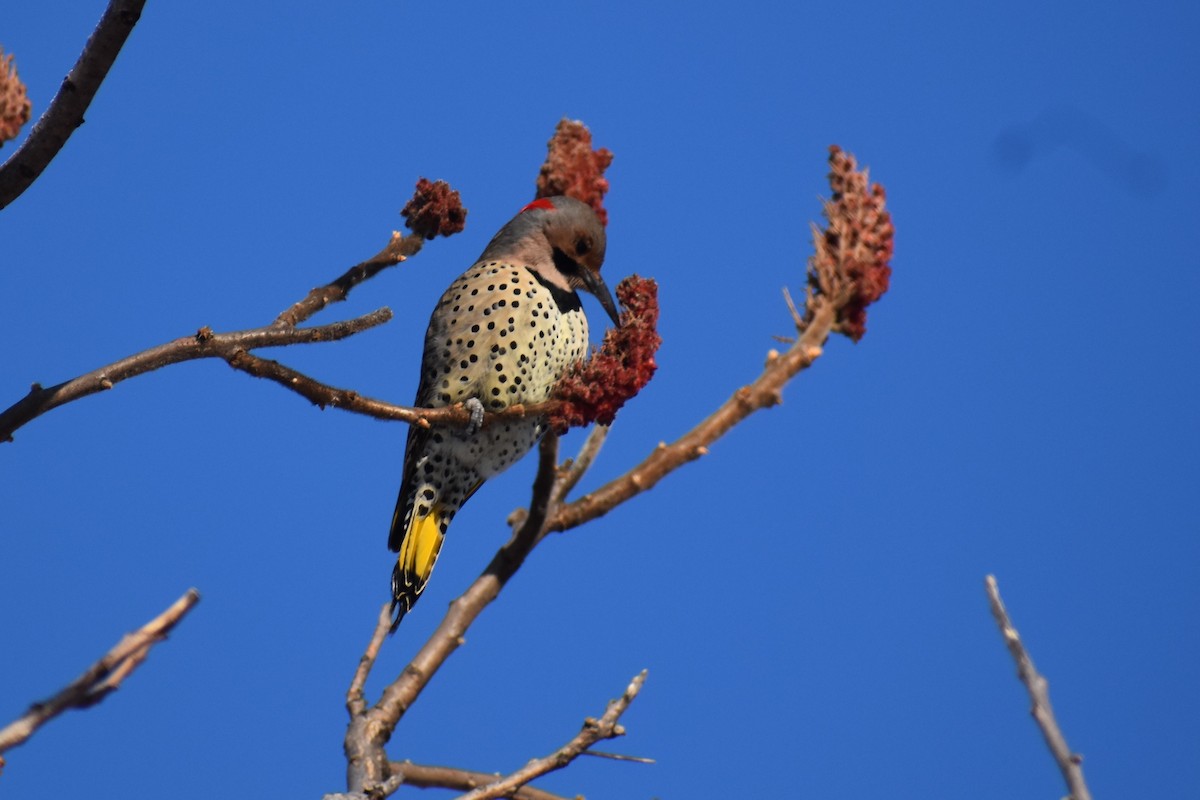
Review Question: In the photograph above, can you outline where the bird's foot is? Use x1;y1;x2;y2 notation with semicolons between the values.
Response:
464;397;485;435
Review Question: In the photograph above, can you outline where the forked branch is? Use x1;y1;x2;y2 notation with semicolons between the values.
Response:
388;762;570;800
2;179;468;443
452;671;646;800
0;588;200;771
0;308;394;442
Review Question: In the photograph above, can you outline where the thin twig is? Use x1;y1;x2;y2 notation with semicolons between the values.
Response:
0;0;147;210
274;231;425;327
0;588;200;766
985;575;1093;800
385;763;570;800
782;285;805;331
453;671;647;800
579;749;656;764
551;424;610;504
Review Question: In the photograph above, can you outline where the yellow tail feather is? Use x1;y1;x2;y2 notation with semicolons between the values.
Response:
392;506;446;627
400;508;444;585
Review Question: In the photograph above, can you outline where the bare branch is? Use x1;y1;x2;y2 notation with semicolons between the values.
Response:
547;299;834;533
0;0;147;210
453;671;647;800
986;575;1093;800
274;231;425;328
579;749;655;764
218;349;547;430
0;309;393;443
344;604;397;791
3;172;471;442
348;603;393;716
0;588;200;768
551;424;609;504
387;762;571;800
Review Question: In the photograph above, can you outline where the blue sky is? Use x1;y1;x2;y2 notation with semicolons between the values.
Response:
3;1;1198;797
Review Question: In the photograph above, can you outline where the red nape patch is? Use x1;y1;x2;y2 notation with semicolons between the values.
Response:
520;198;557;214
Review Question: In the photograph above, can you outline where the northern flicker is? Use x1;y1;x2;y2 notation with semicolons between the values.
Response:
389;195;619;625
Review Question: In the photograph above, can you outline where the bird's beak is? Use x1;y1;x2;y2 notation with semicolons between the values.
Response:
581;269;621;327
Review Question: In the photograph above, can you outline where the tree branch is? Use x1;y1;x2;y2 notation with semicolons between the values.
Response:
0;0;147;210
550;424;609;505
4;174;467;438
453;671;646;800
0;308;393;443
348;603;393;716
985;575;1093;800
344;603;396;789
1;219;459;443
219;349;547;429
547;296;836;532
274;231;426;327
0;588;200;770
386;763;571;800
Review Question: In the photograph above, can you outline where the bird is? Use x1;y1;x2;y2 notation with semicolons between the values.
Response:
388;195;620;627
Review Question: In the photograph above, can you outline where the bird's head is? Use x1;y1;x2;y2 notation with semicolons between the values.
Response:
481;196;619;326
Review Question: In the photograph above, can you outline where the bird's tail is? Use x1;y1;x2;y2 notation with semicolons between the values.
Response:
389;503;447;631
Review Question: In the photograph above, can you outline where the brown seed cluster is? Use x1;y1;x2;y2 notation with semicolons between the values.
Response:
534;118;614;225
813;145;894;341
548;275;661;432
0;48;31;147
401;178;467;240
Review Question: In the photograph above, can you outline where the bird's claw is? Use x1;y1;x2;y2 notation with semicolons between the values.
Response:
464;397;485;435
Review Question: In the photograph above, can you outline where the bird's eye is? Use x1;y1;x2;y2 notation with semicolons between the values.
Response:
575;238;591;257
